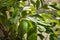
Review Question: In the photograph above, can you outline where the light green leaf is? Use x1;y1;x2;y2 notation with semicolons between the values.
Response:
37;25;46;32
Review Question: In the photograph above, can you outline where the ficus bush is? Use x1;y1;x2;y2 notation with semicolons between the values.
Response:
0;0;60;40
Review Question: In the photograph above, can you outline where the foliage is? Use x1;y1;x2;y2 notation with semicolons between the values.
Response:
0;0;60;40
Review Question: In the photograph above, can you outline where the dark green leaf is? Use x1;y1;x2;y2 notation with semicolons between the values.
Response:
30;0;36;6
50;34;58;40
38;34;44;40
36;0;40;9
49;5;60;10
21;10;27;17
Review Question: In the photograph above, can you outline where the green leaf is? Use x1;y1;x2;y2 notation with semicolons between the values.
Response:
27;21;37;40
40;0;44;7
37;21;51;27
0;12;4;16
27;17;38;23
21;10;27;17
22;20;28;32
18;20;28;40
36;0;40;9
38;34;44;40
42;4;49;9
50;34;58;40
28;33;37;40
20;20;28;33
57;10;60;15
37;25;46;32
49;5;60;10
50;22;57;27
30;0;36;6
12;8;19;18
28;17;51;27
10;16;19;24
46;28;53;33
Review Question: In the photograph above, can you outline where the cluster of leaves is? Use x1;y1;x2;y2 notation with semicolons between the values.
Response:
0;0;60;40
